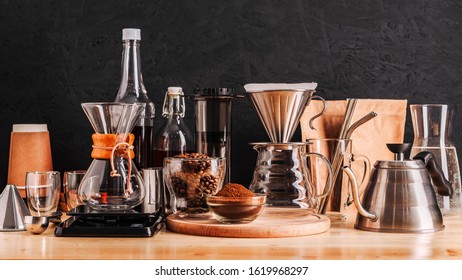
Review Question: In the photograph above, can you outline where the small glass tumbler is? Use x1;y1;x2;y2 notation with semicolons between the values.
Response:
26;171;61;216
63;170;86;211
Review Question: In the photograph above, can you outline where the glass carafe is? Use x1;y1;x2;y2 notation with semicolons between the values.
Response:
410;104;462;215
78;102;146;211
248;142;333;211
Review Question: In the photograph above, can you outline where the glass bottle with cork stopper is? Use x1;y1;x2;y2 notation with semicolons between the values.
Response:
114;28;155;170
153;87;194;167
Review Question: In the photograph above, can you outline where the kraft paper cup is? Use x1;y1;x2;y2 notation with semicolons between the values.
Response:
8;124;53;198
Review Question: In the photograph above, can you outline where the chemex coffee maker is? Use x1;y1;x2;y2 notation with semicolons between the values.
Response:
54;102;163;237
244;83;332;210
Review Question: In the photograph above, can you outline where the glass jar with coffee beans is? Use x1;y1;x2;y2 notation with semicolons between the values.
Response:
164;153;226;216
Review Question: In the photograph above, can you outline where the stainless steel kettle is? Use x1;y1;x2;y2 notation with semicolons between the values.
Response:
344;143;452;233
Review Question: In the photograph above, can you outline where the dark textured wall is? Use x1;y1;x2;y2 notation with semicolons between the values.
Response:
1;0;461;190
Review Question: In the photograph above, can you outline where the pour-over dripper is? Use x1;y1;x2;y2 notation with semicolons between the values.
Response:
79;102;146;211
244;83;318;143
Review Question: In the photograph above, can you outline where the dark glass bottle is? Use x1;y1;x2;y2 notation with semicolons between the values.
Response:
153;87;193;167
114;28;155;169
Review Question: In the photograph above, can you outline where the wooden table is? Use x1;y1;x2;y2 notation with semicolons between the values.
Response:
1;213;462;260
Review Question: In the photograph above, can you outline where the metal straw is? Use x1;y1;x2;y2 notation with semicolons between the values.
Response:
345;111;377;139
338;99;358;140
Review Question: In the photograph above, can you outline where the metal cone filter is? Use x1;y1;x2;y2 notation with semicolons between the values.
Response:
247;90;315;143
0;185;30;231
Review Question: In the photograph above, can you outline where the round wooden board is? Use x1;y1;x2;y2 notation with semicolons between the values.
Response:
166;207;331;238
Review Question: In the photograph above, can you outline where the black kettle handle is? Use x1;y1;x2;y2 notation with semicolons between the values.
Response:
413;151;453;197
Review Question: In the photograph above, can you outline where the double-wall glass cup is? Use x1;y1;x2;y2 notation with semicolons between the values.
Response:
26;171;61;216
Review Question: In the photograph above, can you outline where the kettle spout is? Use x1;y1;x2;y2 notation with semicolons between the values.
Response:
413;151;453;197
343;166;378;222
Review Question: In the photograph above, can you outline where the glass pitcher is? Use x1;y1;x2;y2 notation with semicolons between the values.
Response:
410;104;462;215
78;102;146;211
248;142;333;211
305;138;371;216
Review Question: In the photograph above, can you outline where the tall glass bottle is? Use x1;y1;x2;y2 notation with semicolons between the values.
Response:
114;28;155;169
153;87;194;167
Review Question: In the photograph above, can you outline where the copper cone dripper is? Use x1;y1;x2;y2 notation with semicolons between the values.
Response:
245;84;317;143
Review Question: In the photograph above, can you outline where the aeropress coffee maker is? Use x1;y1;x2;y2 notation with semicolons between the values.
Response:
244;83;332;211
191;88;243;183
55;102;163;237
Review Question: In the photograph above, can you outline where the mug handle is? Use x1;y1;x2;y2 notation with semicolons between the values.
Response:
345;154;371;207
303;152;334;207
308;96;327;130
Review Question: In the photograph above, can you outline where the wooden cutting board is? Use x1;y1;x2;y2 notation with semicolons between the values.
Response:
166;207;331;238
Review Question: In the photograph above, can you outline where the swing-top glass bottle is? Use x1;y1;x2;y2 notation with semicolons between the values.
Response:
153;87;194;167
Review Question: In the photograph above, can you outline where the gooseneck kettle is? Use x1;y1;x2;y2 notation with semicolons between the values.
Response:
344;143;452;233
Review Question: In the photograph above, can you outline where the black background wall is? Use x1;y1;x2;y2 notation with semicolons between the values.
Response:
1;0;461;191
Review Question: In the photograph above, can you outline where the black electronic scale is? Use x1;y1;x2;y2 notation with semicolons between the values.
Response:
54;205;164;237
